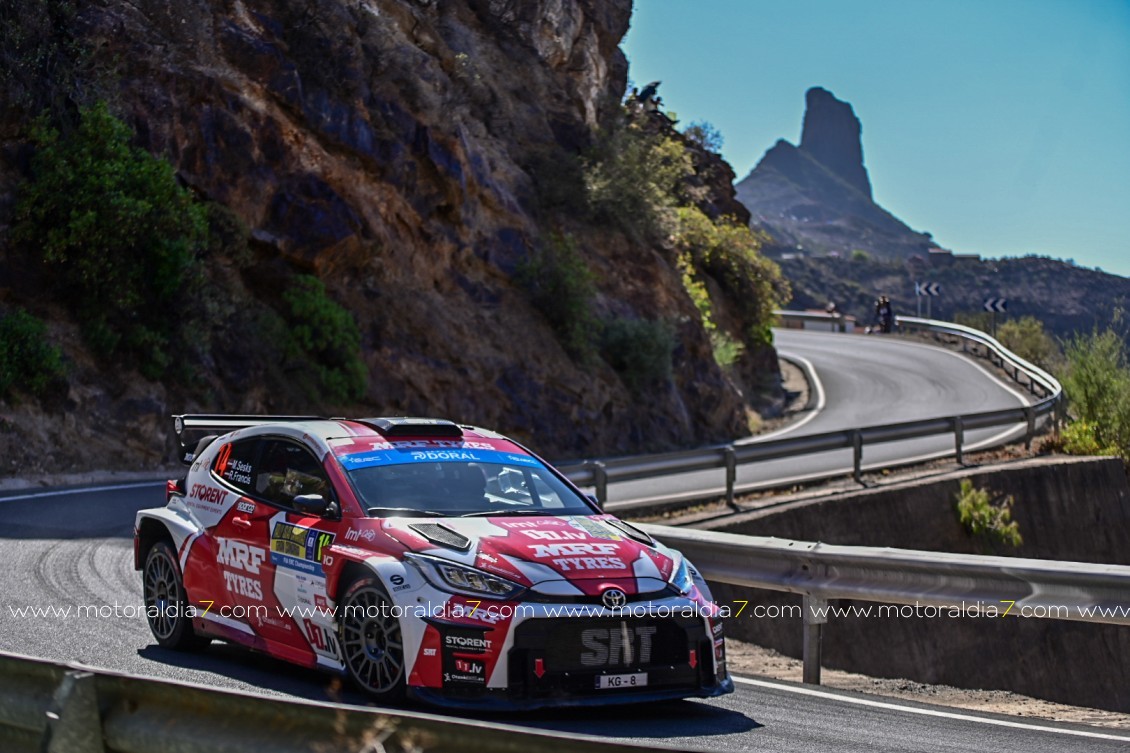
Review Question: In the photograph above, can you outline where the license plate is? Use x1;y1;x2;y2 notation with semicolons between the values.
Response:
596;672;648;690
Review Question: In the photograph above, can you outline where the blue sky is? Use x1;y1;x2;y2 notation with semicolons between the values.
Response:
621;0;1130;277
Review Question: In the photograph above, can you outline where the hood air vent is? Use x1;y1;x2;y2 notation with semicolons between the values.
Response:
408;523;472;551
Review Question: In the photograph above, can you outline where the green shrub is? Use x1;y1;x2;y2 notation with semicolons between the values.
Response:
1061;326;1130;459
673;207;789;348
12;102;206;379
0;307;64;398
955;478;1022;549
1054;421;1119;457
676;250;744;369
281;275;367;404
584;113;692;240
599;317;674;394
997;316;1060;370
516;234;597;357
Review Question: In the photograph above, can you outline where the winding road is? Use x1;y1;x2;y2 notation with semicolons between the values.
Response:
0;332;1124;751
603;329;1034;507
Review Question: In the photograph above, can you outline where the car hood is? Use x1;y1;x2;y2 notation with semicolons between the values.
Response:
374;514;678;597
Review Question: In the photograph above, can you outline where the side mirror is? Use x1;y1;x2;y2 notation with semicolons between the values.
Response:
586;493;603;511
294;494;338;517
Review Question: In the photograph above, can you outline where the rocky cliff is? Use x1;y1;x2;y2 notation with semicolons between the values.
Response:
799;87;871;199
0;0;782;474
736;86;933;261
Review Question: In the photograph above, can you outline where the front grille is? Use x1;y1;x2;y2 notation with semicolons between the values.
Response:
507;614;714;699
541;618;687;671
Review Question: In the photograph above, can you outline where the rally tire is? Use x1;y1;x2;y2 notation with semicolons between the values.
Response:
142;540;210;651
338;576;406;703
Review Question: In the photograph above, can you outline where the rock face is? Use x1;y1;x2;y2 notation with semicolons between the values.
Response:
799;87;872;199
736;87;932;260
0;0;778;473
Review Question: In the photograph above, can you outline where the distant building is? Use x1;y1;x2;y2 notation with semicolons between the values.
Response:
928;247;954;267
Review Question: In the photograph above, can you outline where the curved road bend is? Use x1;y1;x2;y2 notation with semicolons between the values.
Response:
603;329;1033;507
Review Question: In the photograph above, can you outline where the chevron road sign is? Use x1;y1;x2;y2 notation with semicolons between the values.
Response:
984;298;1008;313
915;282;941;296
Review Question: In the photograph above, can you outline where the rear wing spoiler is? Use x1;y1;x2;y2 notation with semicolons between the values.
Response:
172;414;325;466
171;414;467;465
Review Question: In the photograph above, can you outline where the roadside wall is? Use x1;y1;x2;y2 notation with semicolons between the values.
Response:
704;456;1130;712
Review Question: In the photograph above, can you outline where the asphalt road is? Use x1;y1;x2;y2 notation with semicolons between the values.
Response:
602;329;1034;507
1;485;1126;752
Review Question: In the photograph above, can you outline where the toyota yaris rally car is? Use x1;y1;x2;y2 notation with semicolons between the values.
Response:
135;415;732;709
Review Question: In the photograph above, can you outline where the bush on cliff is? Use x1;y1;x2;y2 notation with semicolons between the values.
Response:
584;113;692;240
673;206;790;349
599;317;675;395
11;102;206;379
516;233;598;359
0;307;64;399
281;275;368;404
955;478;1022;550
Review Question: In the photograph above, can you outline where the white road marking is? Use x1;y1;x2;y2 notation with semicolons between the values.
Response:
0;481;164;503
743;352;826;443
733;676;1130;742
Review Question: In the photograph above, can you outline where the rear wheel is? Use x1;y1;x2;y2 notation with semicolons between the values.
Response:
338;577;406;703
142;540;209;650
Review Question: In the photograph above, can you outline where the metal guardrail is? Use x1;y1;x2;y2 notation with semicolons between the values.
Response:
0;652;683;753
559;316;1064;509
640;523;1130;684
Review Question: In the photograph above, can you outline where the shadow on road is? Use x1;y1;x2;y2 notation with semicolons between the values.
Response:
138;642;758;739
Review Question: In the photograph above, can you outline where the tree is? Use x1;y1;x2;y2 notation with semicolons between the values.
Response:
12;102;206;378
1061;326;1130;457
682;120;724;154
996;316;1060;370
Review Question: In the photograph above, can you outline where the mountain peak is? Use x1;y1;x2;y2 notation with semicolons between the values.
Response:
799;87;872;199
735;87;931;261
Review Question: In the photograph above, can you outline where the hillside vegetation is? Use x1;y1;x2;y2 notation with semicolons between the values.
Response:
0;0;787;474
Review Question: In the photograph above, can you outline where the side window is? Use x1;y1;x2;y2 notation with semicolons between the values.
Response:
212;438;258;495
254;439;330;509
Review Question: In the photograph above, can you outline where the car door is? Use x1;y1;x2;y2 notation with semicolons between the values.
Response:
203;437;277;645
253;438;342;668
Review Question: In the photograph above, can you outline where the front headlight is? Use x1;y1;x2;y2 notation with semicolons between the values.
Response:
406;553;527;600
669;556;697;595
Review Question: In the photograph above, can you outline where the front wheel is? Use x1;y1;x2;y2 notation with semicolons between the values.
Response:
338;577;406;703
142;540;209;650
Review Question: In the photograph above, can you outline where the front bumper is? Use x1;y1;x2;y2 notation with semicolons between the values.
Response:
408;607;733;710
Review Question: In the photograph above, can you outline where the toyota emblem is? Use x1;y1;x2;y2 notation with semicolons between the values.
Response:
601;588;627;609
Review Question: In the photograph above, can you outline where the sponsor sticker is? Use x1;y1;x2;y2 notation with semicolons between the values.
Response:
526;542;626;572
567;517;623;541
188;483;229;507
270;523;335;575
338;446;542;471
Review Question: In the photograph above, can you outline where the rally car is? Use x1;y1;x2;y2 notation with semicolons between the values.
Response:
135;415;732;709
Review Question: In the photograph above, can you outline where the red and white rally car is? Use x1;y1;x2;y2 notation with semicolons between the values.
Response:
135;415;732;709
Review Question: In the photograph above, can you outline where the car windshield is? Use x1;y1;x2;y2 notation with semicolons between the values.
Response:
346;459;595;517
